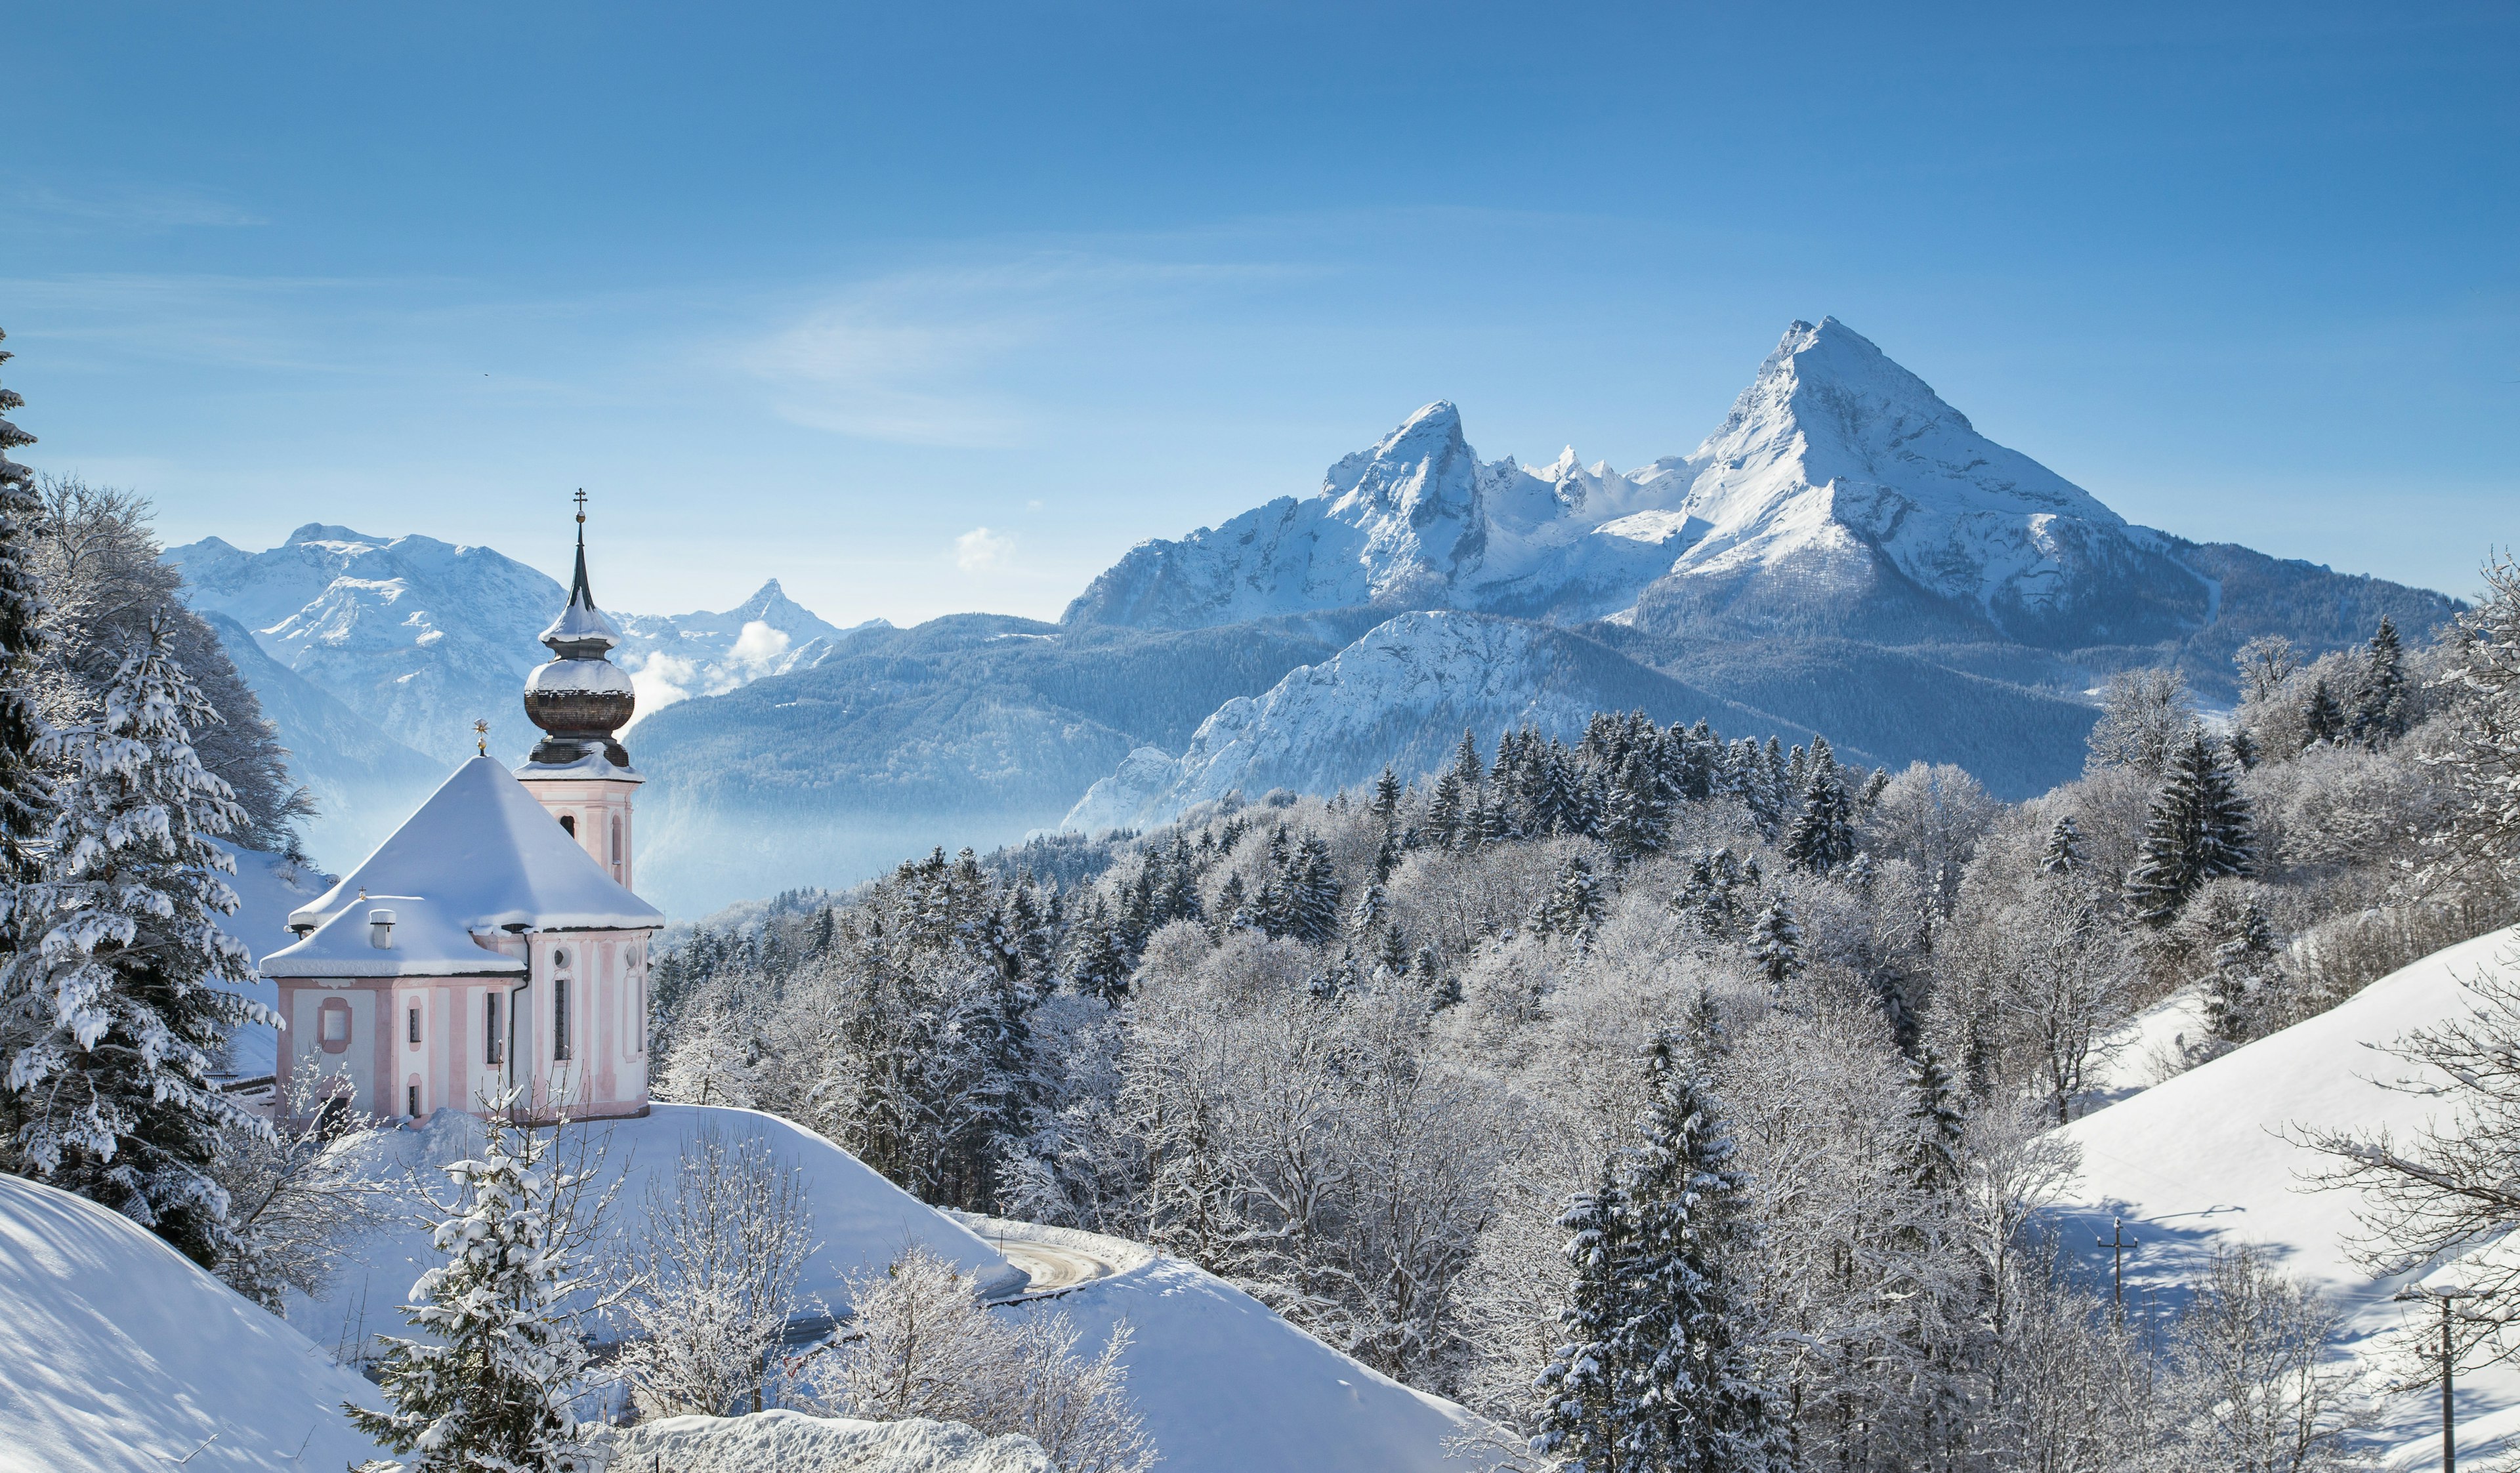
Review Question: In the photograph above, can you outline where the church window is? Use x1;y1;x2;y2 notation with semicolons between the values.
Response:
560;814;576;839
407;1083;420;1117
318;997;352;1054
486;992;504;1064
610;815;622;867
408;1005;421;1045
553;977;571;1061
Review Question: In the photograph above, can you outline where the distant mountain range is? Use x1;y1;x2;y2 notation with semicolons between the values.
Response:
171;320;2461;915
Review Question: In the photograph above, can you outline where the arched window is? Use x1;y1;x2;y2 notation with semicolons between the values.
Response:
610;814;622;867
318;997;352;1054
553;976;571;1062
559;814;577;839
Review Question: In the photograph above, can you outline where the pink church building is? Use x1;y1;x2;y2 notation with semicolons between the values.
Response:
263;513;663;1122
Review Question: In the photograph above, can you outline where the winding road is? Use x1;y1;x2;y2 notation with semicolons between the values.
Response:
996;1238;1115;1295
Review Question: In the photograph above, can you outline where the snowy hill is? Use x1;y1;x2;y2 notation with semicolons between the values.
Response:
2054;925;2520;1466
1063;610;1847;833
0;1171;389;1472
302;1104;1025;1361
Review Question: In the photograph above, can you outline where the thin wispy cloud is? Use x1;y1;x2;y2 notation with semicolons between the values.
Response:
738;251;1301;448
10;182;266;230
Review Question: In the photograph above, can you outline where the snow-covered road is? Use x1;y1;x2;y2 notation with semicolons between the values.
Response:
996;1239;1115;1295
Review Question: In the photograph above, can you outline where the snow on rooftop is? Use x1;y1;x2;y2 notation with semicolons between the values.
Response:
0;1171;390;1472
262;893;528;978
284;755;663;936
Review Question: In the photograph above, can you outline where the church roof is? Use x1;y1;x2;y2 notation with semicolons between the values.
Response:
262;894;530;978
538;529;621;653
282;757;665;937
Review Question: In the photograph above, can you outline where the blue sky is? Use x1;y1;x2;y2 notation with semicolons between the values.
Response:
4;2;2513;623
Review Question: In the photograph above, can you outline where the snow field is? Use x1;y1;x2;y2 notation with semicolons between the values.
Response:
591;1409;1055;1472
2057;925;2520;1469
0;1171;389;1473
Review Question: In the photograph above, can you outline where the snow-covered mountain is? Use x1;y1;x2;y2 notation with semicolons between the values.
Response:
1066;318;2211;646
1063;611;1840;833
612;578;886;720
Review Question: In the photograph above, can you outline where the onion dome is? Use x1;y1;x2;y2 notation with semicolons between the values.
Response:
523;496;637;768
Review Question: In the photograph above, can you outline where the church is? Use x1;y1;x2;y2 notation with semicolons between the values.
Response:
262;511;664;1122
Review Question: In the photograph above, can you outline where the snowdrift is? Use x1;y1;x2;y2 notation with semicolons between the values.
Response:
0;1172;388;1473
299;1103;1023;1357
593;1409;1053;1472
2056;924;2520;1466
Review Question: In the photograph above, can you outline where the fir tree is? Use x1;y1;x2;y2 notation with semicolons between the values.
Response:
2126;728;2255;926
1426;770;1466;849
1534;1037;1787;1472
1902;1046;1967;1195
1532;855;1605;940
1370;766;1402;827
2204;899;2277;1047
0;327;50;889
1450;727;1485;792
1288;836;1341;945
1374;923;1411;980
2352;614;2408;748
2301;676;2347;750
1746;896;1802;997
1605;751;1670;866
0;623;274;1266
1066;902;1131;1003
1781;745;1856;875
2038;815;2082;875
346;1104;597;1472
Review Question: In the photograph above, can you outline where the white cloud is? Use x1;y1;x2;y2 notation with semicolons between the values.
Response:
956;527;1015;573
728;619;792;669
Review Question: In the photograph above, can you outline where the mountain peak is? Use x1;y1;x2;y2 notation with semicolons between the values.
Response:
286;523;383;547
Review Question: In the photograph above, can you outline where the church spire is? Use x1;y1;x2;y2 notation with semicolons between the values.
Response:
523;492;635;768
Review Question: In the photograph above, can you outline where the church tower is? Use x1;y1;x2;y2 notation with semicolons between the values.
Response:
516;494;641;888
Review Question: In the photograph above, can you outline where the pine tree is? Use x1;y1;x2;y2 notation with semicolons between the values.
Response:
1370;766;1403;827
1066;902;1131;1003
1605;751;1670;866
1427;770;1466;849
1902;1046;1967;1195
1532;855;1605;940
1781;746;1856;875
2204;899;2277;1047
1375;924;1411;979
1450;728;1485;792
2301;676;2347;750
2352;614;2408;748
0;327;51;889
1746;896;1801;997
0;623;274;1266
2126;728;2255;926
2038;815;2082;875
1288;836;1341;945
346;1104;596;1472
1534;1038;1787;1472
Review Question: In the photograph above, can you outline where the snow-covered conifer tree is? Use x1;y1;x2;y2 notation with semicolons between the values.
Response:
1782;745;1857;875
1532;855;1605;940
2352;614;2407;748
2301;676;2347;750
0;622;272;1266
0;327;51;889
2038;815;2082;875
1747;896;1802;996
1535;1037;1787;1472
2126;728;2254;926
1371;766;1402;826
2204;898;2276;1048
346;1103;600;1472
1605;751;1670;865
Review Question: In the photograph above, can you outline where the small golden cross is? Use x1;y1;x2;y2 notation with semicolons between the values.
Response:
473;718;490;756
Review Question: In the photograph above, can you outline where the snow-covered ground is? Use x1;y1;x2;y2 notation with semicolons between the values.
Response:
962;1214;1485;1473
0;1171;389;1472
593;1409;1054;1472
2055;926;2520;1470
300;1104;1024;1360
2076;984;2212;1113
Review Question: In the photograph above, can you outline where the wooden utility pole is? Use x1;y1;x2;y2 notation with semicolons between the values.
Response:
2095;1217;2137;1310
2397;1283;2481;1472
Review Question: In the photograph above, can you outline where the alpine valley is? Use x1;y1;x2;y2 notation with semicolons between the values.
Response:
173;319;2459;915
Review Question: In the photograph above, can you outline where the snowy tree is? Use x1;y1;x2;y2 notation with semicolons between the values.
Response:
2301;676;2347;750
2084;667;2196;776
208;1055;394;1312
1604;751;1670;866
1531;855;1605;941
1746;896;1802;997
1534;1036;1787;1472
2351;615;2408;749
828;1245;1156;1473
0;622;274;1266
2202;897;2277;1050
2426;554;2520;890
1782;747;1857;875
614;1124;816;1417
346;1102;606;1473
2038;814;2082;875
0;327;50;890
2161;1245;2372;1471
654;998;759;1108
2126;727;2254;926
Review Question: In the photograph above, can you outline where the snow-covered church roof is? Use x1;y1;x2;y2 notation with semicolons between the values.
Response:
281;757;665;937
263;894;530;978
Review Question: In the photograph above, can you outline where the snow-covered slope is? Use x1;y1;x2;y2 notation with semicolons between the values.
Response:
972;1220;1482;1473
1062;610;1841;833
593;1410;1053;1472
2055;926;2520;1465
0;1171;388;1472
301;1104;1023;1360
1066;319;2212;648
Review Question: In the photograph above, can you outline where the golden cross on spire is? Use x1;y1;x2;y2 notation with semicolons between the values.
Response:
473;718;490;756
573;488;587;525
